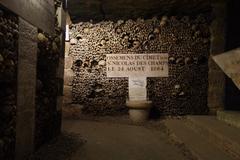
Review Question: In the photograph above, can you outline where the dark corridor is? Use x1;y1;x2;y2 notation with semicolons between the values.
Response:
225;0;240;111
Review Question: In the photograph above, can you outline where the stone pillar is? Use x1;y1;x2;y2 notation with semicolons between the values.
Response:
56;4;66;132
63;42;74;105
15;18;37;160
56;5;66;111
208;1;227;114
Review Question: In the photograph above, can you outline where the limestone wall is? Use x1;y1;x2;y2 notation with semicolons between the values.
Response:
207;1;226;114
67;15;211;116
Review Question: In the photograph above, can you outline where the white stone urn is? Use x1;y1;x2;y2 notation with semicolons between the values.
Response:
126;100;152;123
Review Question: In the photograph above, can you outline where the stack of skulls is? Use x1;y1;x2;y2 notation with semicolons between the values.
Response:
69;14;210;116
0;7;18;160
35;0;62;149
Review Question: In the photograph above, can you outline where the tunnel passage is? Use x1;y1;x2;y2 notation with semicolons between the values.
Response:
225;0;240;111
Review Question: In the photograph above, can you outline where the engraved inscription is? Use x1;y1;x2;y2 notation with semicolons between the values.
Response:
106;53;169;77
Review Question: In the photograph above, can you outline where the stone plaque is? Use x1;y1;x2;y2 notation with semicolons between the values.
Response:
106;53;169;100
128;76;147;100
106;53;169;77
213;48;240;90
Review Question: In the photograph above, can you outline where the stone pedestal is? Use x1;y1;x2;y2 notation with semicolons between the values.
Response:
126;100;152;123
126;77;152;122
106;53;168;121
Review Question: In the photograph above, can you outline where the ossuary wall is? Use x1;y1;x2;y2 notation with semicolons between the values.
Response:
68;15;210;116
0;6;18;160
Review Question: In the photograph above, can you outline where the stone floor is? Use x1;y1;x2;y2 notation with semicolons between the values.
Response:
30;116;240;160
165;116;239;160
62;119;190;160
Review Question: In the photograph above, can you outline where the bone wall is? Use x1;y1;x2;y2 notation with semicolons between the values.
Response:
0;6;18;160
68;15;210;116
35;1;63;149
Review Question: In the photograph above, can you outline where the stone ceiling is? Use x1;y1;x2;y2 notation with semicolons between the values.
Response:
68;0;212;23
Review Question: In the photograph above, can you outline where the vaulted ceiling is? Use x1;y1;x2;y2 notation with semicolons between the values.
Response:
68;0;212;22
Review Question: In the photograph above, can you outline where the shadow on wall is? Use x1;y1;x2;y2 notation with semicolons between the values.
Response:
67;0;212;23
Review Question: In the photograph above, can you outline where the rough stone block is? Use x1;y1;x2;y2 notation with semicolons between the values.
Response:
217;111;240;128
64;85;72;96
64;69;74;86
65;42;70;57
63;85;72;104
65;56;73;69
